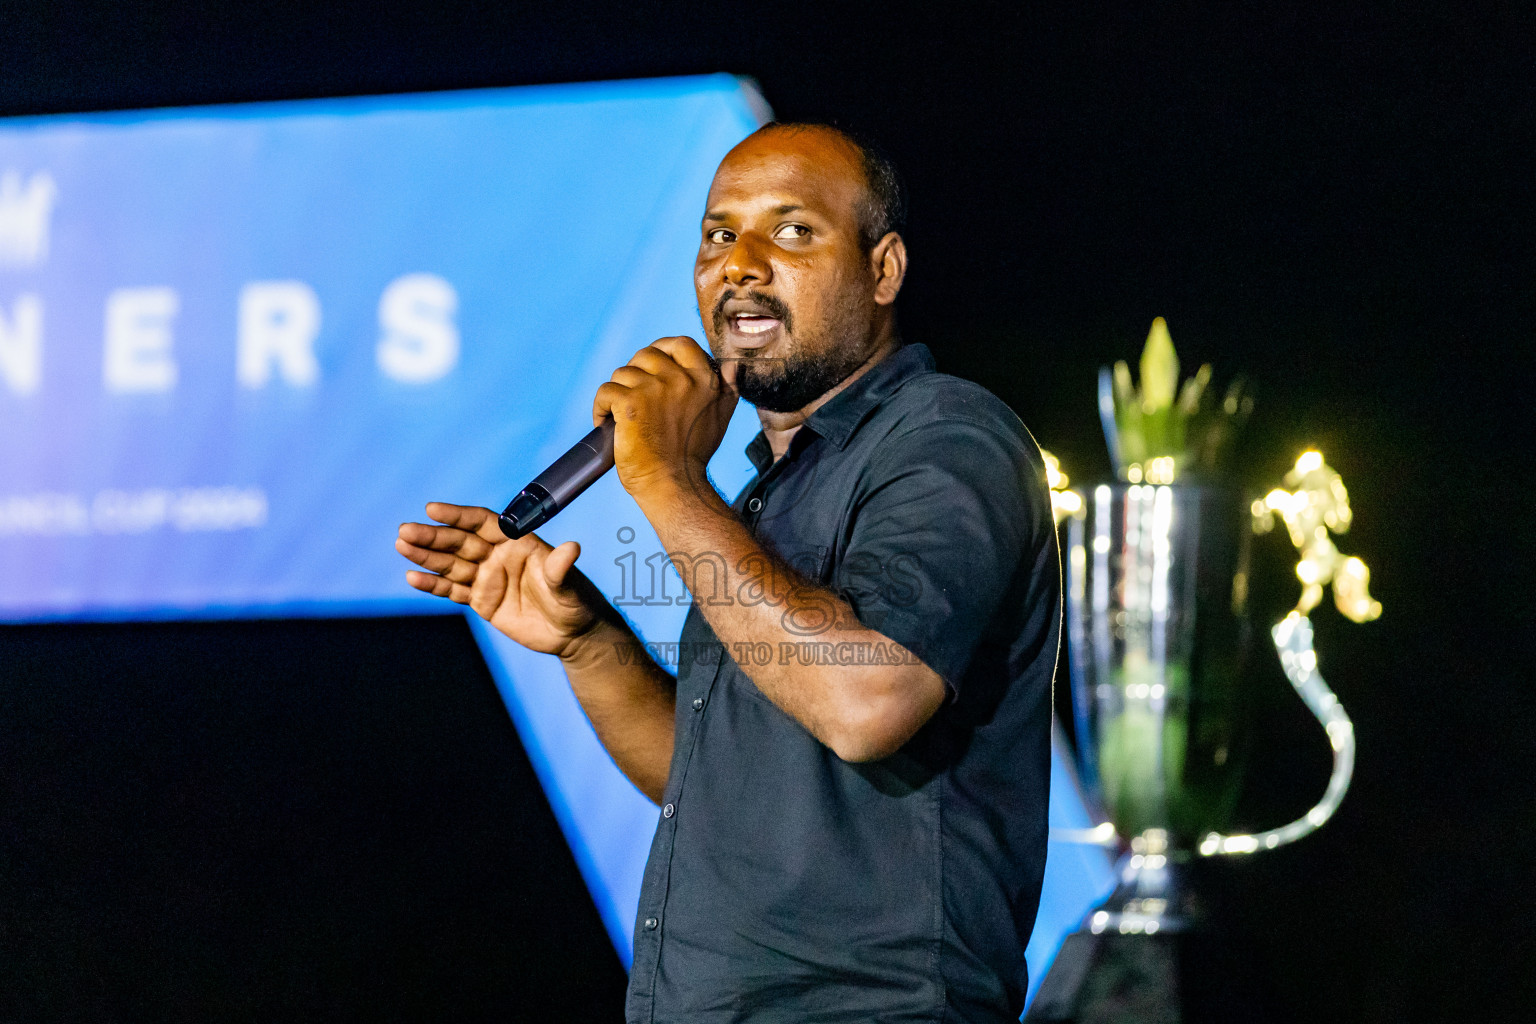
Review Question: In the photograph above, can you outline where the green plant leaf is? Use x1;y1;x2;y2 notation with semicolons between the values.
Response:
1178;363;1212;415
1113;360;1136;410
1139;317;1180;413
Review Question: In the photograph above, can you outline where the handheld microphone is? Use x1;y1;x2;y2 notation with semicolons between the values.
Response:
499;351;722;540
498;418;616;540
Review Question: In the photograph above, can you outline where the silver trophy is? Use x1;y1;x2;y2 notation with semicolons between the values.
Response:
1044;319;1382;938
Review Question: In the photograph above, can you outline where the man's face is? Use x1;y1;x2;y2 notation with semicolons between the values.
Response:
695;128;886;413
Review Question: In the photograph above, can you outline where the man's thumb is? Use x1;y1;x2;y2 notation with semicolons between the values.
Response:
543;540;581;588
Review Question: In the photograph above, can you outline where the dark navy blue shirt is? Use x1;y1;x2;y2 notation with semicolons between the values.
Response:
626;343;1059;1023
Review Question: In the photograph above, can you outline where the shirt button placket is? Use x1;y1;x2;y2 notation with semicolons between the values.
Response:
639;630;721;990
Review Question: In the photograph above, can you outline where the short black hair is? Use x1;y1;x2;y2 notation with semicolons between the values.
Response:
760;121;907;250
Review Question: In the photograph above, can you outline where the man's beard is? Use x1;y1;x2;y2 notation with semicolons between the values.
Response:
734;345;871;413
711;291;870;414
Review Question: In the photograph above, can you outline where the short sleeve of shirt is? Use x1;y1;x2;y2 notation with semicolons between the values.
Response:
836;414;1047;695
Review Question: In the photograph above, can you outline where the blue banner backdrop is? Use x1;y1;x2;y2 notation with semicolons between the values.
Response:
0;74;1110;1001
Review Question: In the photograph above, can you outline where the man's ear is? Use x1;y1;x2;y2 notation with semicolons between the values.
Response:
870;232;907;307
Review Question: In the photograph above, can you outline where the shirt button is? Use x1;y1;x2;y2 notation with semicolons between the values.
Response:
663;803;675;818
644;916;659;930
692;697;704;711
747;497;763;512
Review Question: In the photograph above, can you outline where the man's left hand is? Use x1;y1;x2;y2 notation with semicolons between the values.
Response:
593;336;737;504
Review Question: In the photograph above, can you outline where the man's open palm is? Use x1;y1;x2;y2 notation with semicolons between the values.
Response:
395;502;599;656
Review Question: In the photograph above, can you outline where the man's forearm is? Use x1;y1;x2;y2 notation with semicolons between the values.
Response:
634;477;945;762
559;609;677;803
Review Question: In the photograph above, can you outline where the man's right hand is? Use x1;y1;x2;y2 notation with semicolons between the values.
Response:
396;502;602;659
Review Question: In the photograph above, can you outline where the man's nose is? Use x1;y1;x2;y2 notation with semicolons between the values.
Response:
722;233;773;286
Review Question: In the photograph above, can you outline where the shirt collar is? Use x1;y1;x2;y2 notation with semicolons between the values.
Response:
743;343;935;472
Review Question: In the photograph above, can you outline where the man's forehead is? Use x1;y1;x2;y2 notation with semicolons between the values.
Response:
704;129;865;219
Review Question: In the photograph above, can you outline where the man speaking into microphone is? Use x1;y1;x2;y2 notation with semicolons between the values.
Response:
395;123;1058;1023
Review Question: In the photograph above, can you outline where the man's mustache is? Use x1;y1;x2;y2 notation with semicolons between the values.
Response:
711;290;793;342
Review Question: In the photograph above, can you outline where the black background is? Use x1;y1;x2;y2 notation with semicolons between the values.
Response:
1;616;628;1021
1;2;1530;1020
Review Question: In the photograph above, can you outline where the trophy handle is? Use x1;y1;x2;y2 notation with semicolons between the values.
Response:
1196;451;1380;857
1196;612;1355;855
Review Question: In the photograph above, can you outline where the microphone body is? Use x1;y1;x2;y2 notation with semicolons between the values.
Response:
498;419;616;540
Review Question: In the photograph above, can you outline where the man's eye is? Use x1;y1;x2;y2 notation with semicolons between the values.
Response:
774;224;810;240
707;228;735;244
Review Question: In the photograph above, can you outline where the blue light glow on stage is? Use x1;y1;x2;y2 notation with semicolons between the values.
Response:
0;74;1111;1002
